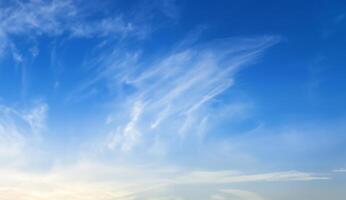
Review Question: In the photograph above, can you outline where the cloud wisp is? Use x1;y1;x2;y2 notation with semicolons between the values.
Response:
0;160;328;200
332;168;346;173
212;189;265;200
0;0;138;62
0;102;48;161
98;36;280;153
0;0;134;38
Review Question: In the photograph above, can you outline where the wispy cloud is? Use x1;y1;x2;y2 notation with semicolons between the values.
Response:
97;36;280;152
216;189;265;200
0;0;134;38
0;160;328;200
175;170;328;184
0;0;139;62
0;0;144;99
107;101;144;152
332;168;346;173
0;0;77;36
0;102;48;160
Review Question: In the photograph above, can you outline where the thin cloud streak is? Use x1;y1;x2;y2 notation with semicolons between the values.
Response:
218;189;265;200
332;168;346;173
0;160;328;200
0;0;138;63
0;0;134;38
0;102;48;160
101;36;280;152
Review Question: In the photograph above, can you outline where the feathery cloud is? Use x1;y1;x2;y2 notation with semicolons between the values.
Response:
332;168;346;173
99;36;280;152
0;102;48;160
0;160;328;200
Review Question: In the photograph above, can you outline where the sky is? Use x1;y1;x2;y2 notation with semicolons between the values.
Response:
0;0;345;199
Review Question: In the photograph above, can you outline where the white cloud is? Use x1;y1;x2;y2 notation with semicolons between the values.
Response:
219;189;265;200
0;0;150;38
175;170;328;184
98;36;280;152
0;160;329;200
107;101;144;152
0;102;48;159
0;119;25;158
332;168;346;173
70;17;134;38
0;0;134;37
22;103;48;135
0;0;138;62
211;194;226;200
0;0;77;35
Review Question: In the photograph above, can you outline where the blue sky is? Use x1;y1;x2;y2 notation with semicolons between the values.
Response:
0;0;345;199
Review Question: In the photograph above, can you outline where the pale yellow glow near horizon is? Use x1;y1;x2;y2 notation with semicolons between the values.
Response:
0;160;328;200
